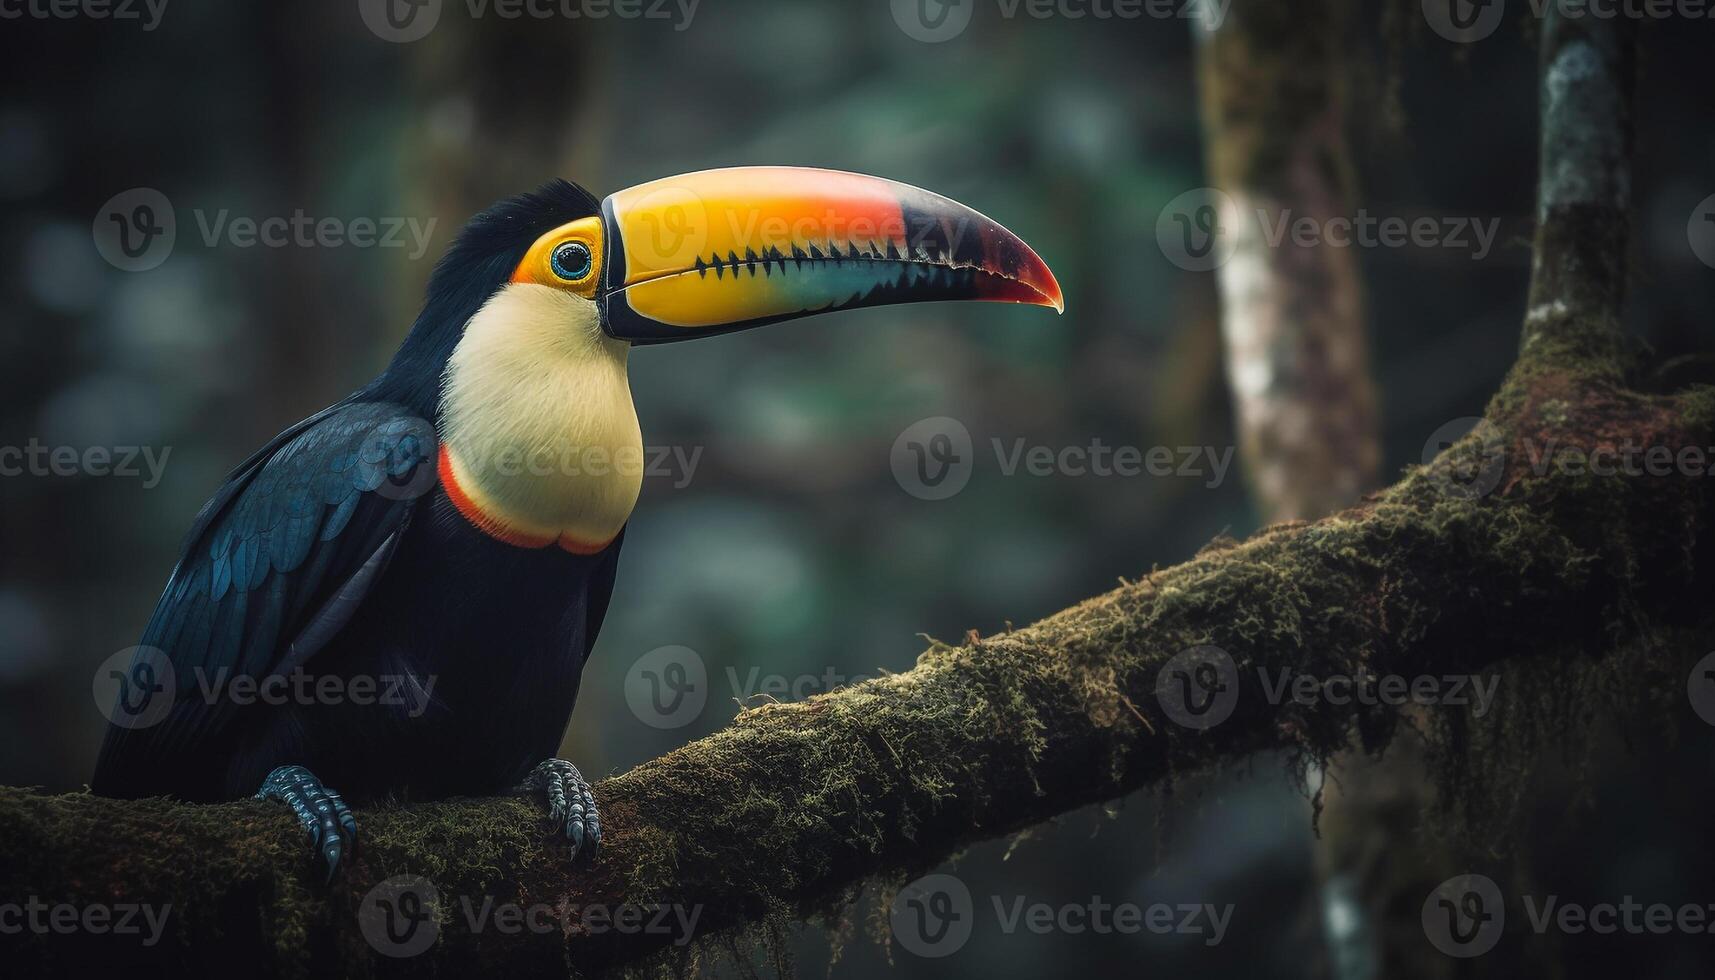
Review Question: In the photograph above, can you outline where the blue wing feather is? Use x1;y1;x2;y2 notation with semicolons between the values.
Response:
91;400;432;798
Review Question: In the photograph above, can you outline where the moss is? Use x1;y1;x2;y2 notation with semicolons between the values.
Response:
4;352;1711;977
0;788;317;975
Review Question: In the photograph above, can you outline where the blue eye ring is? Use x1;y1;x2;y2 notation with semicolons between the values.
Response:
550;240;593;281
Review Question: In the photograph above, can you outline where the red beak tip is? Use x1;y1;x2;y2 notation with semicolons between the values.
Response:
1036;275;1065;314
1028;257;1064;313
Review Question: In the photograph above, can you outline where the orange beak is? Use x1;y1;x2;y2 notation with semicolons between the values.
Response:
597;166;1063;343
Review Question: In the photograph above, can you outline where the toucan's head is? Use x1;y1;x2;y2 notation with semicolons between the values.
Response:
392;167;1062;553
433;166;1061;344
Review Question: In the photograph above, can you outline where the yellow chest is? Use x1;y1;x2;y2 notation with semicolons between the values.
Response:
436;284;641;552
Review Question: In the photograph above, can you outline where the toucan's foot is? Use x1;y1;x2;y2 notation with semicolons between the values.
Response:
255;765;357;882
514;759;600;866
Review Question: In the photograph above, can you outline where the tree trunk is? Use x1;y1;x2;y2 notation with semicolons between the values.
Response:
1195;0;1380;523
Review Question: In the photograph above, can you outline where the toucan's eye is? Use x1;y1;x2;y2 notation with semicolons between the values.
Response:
550;241;593;282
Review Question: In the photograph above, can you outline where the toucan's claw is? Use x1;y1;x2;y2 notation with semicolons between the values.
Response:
515;759;601;866
255;764;357;883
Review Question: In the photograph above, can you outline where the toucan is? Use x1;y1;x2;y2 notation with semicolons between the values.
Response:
91;167;1062;878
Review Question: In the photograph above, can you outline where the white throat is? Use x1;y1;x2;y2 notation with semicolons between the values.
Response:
439;283;641;548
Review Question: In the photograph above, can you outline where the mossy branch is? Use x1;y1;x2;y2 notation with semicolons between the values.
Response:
5;361;1714;977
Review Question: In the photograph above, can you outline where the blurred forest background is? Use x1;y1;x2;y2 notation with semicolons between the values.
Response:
2;2;1715;977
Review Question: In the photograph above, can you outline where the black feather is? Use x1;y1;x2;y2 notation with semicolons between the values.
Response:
93;403;428;797
359;180;601;419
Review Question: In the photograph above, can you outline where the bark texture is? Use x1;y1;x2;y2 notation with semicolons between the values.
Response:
1196;0;1381;522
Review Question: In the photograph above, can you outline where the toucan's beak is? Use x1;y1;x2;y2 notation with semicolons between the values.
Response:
598;167;1063;343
